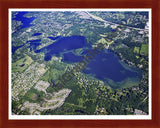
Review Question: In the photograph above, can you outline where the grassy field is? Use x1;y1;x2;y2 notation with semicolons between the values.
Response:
12;55;33;73
140;44;148;56
134;47;140;54
97;38;113;45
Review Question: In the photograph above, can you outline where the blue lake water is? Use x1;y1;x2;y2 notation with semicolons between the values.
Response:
83;50;141;83
33;35;141;88
62;52;83;63
12;12;36;54
27;39;41;51
48;36;61;40
32;33;42;36
13;12;35;29
12;12;142;88
35;35;89;61
12;43;25;54
12;34;142;88
12;39;41;54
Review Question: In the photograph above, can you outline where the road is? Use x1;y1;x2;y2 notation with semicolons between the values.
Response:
85;11;149;32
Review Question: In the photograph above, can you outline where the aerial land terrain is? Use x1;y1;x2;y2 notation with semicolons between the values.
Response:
11;11;149;115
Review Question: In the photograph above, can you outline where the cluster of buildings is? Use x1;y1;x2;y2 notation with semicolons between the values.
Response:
12;63;47;101
20;89;72;115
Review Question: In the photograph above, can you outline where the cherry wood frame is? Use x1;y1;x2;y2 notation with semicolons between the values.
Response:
0;0;160;128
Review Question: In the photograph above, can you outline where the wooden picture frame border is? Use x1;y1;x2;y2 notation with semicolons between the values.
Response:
0;0;160;128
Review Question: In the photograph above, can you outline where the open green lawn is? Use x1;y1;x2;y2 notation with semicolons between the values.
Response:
140;44;148;56
97;38;113;45
12;55;33;73
134;47;140;54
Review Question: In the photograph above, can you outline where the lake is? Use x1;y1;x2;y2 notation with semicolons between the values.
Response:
28;39;41;51
12;43;25;54
83;50;142;89
32;33;42;36
12;11;35;29
12;12;142;89
35;35;89;61
48;36;62;40
33;35;142;88
12;39;41;54
13;34;142;89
